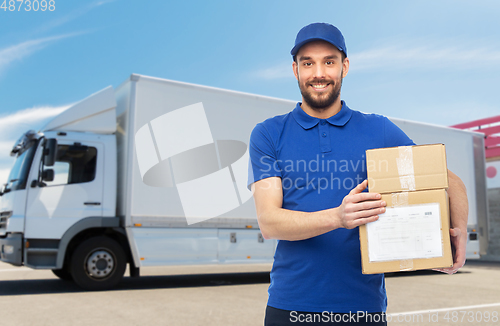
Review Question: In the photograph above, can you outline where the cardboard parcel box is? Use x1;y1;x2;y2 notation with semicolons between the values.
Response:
366;144;449;194
359;144;453;274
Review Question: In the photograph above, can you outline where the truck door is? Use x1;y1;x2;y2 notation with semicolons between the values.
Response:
25;140;104;239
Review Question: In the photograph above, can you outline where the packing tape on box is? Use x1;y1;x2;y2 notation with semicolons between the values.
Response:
134;102;253;225
396;146;416;191
391;192;409;206
399;259;414;271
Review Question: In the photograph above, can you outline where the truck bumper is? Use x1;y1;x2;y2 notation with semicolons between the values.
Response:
0;233;23;266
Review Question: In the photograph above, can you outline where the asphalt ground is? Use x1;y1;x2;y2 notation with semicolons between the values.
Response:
0;260;498;326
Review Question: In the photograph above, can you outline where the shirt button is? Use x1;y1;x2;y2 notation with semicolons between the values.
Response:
321;120;326;125
322;132;327;138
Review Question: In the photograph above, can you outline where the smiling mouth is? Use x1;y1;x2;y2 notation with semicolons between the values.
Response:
310;83;330;91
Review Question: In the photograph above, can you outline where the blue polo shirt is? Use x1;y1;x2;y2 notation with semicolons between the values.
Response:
248;101;414;313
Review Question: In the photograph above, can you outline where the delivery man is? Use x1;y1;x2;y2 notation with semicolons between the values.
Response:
248;22;468;325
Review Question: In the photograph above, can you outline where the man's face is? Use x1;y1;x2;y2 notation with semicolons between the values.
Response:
293;41;349;111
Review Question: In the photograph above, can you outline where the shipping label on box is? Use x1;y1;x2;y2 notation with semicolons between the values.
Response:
366;144;448;194
366;202;443;262
359;189;453;274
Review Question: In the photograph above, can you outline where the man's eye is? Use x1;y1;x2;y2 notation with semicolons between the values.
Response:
326;61;333;65
303;62;312;66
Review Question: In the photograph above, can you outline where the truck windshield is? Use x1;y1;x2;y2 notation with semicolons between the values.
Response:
6;139;38;192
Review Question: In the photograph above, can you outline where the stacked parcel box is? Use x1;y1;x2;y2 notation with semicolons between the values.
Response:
359;144;453;274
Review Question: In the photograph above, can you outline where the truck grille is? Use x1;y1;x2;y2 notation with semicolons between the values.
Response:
0;211;12;230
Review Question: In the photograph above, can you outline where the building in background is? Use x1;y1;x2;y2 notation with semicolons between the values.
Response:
452;116;500;261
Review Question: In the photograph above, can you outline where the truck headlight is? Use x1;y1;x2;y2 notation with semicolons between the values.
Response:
4;245;14;254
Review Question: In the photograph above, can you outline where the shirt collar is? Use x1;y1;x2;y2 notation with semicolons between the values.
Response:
292;100;353;130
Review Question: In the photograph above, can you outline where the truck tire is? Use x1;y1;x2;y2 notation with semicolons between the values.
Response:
52;268;72;281
70;236;126;291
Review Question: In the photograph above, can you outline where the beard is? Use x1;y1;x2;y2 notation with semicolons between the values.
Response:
298;71;343;111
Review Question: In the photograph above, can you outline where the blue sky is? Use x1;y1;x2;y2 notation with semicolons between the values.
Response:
0;0;499;182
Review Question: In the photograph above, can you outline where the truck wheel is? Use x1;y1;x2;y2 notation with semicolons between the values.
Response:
70;236;126;291
52;268;72;281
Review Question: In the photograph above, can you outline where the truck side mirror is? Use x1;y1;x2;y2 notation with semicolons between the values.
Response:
44;139;58;167
42;169;54;182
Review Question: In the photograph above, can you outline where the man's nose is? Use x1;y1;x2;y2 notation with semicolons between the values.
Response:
313;64;326;79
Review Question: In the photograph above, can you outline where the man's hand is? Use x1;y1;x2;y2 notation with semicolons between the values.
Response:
433;227;467;274
432;170;468;275
337;180;386;229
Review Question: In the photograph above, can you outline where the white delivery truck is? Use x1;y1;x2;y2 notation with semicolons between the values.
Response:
0;74;488;290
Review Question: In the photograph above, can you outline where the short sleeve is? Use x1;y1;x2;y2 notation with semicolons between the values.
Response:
247;122;282;189
383;117;416;147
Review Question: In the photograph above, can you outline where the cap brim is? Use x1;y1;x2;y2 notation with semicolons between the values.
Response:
291;37;344;56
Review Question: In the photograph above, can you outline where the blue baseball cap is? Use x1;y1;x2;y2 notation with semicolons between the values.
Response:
291;23;347;58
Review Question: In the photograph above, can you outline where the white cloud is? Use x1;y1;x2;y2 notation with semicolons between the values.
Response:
0;32;84;77
423;103;500;126
0;104;71;185
0;141;16;156
0;169;12;187
0;0;112;76
0;105;70;135
383;101;500;127
349;42;500;72
250;63;294;80
36;0;117;34
250;39;500;79
93;0;117;7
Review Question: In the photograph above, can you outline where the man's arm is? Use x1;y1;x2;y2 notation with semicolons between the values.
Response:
252;177;386;241
434;169;468;274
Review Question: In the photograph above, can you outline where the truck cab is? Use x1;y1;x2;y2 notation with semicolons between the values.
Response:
0;87;129;290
